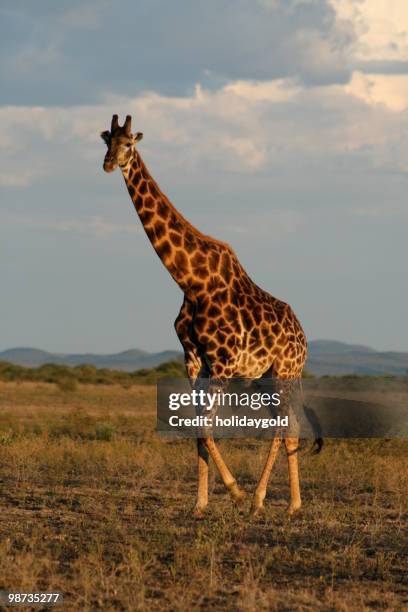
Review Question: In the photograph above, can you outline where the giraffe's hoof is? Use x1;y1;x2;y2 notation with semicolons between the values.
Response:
192;505;207;519
228;482;246;505
287;502;302;516
249;504;265;519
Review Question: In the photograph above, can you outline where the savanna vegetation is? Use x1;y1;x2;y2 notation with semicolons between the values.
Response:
2;359;407;391
0;380;407;610
0;360;186;389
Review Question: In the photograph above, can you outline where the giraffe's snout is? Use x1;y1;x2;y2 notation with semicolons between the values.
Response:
103;156;117;173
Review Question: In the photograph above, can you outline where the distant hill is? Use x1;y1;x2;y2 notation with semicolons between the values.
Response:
307;340;376;355
306;340;408;376
1;341;408;376
0;347;182;371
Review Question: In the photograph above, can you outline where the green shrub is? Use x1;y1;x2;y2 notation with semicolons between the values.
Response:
56;377;78;392
95;422;115;441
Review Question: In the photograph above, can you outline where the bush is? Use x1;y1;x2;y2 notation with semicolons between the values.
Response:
56;377;78;392
95;422;116;441
0;359;187;387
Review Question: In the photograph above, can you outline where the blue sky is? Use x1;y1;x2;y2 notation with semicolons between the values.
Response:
1;0;407;352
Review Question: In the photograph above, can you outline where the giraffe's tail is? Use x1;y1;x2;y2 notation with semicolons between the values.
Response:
303;404;324;454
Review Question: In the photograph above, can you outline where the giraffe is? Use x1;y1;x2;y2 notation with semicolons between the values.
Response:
101;114;309;518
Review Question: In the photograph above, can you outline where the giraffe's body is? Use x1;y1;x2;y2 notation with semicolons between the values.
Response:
102;115;308;516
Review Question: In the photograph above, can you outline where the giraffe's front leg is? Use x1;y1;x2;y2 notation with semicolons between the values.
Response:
200;435;246;506
197;377;246;508
193;438;209;518
174;298;203;385
174;299;210;517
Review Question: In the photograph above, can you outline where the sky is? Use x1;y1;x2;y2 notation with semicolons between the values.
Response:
1;0;407;353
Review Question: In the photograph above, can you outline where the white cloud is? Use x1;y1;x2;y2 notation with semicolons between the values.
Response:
346;71;408;111
330;0;408;62
224;79;301;102
0;72;407;195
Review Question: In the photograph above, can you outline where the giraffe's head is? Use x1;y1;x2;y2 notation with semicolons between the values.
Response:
101;114;143;173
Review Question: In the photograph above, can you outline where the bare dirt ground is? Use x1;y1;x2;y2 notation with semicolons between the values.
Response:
0;382;407;611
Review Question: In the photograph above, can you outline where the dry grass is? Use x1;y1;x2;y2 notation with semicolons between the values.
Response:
0;381;407;611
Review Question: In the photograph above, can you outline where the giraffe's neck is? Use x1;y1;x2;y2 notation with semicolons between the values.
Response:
121;150;223;297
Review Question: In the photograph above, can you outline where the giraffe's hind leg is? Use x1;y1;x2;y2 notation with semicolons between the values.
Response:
251;377;302;517
285;436;302;514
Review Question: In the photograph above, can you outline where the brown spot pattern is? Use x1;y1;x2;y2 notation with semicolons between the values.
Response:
124;150;307;381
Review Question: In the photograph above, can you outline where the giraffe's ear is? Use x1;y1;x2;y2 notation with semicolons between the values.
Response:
134;132;143;143
100;130;111;145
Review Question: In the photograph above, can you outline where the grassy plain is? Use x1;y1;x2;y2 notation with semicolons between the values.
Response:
0;382;407;610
